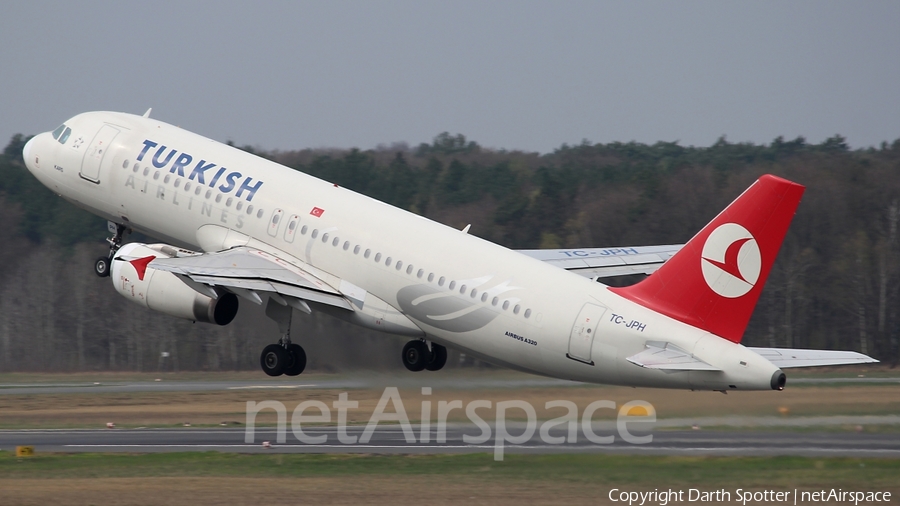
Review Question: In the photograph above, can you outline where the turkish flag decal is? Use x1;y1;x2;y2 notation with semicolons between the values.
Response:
310;207;325;217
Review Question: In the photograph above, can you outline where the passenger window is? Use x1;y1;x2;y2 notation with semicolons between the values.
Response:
374;253;382;262
449;281;456;290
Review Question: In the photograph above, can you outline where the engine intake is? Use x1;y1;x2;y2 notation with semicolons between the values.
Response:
111;243;238;325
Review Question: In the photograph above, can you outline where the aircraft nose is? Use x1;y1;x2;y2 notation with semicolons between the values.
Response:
23;136;37;172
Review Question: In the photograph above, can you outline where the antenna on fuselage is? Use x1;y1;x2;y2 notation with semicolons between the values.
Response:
142;108;152;118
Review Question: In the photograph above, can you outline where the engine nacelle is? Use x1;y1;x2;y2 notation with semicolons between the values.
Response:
111;243;238;325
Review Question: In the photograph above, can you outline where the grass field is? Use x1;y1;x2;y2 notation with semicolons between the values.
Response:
1;452;898;505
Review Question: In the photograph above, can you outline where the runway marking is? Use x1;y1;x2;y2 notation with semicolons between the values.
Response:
227;385;317;390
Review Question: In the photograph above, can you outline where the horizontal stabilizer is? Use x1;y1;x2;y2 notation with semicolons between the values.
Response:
749;347;879;368
518;245;681;278
627;341;720;371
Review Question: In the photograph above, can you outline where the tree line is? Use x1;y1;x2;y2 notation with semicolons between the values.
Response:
0;131;898;372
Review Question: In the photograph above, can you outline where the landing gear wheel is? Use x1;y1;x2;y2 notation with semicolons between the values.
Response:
283;344;307;376
260;344;289;376
402;340;430;372
94;256;111;278
425;344;447;371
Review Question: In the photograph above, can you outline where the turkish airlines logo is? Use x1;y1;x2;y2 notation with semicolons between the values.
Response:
700;223;761;298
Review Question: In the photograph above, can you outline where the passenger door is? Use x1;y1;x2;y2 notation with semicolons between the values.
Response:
81;125;120;183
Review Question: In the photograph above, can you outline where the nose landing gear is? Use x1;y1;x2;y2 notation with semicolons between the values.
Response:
402;340;447;372
95;221;130;278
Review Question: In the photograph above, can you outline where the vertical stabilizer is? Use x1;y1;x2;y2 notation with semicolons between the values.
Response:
610;174;805;343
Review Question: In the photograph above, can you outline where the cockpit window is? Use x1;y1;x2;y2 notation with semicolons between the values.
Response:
52;124;66;140
58;127;72;144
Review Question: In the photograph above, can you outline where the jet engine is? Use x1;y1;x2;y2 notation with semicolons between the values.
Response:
110;243;238;325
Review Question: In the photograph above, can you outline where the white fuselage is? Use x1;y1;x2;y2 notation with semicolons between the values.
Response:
24;111;781;390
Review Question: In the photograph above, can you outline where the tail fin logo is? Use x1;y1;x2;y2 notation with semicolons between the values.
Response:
701;223;761;298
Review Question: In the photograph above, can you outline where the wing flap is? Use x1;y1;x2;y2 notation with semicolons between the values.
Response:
749;347;879;368
627;341;720;371
149;247;352;311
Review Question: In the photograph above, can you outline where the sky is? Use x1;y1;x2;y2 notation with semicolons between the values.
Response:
2;1;899;154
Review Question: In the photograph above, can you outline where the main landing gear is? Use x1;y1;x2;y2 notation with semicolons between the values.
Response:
260;341;307;377
402;340;447;372
95;222;130;278
260;298;307;377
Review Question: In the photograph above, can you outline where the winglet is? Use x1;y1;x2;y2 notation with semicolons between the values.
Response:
142;108;152;118
129;255;156;281
610;175;805;343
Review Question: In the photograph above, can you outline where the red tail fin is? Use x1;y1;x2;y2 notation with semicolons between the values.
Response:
610;174;805;343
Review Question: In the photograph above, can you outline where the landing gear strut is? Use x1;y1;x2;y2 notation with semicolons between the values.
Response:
95;221;130;278
402;340;447;372
259;298;307;377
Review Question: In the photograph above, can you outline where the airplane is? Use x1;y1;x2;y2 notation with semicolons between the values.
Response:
22;110;877;391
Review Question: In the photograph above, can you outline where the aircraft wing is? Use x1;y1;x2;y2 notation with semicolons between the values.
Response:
626;341;720;371
749;347;879;368
517;244;682;278
142;247;354;311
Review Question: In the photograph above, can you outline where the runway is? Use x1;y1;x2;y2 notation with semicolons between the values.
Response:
1;376;896;396
2;426;899;457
